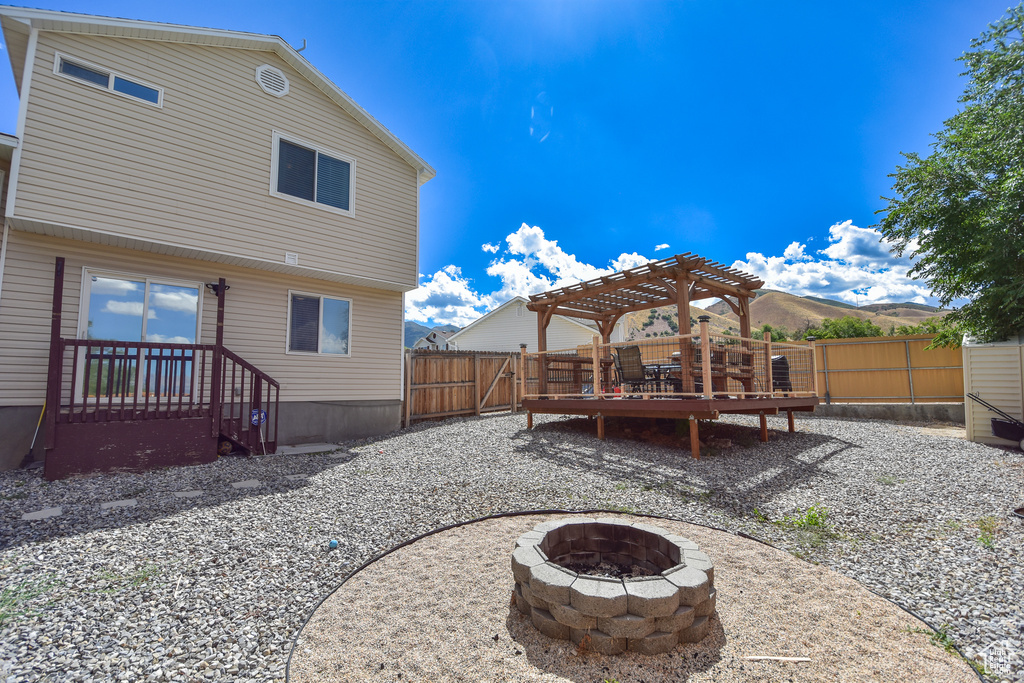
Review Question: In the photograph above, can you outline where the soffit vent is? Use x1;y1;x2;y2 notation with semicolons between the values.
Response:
284;252;299;266
255;64;289;97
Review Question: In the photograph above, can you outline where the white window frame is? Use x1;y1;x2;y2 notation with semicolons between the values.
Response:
270;130;356;218
285;289;353;357
52;52;164;108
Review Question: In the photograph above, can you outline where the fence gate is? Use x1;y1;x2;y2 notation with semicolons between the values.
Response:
403;349;521;425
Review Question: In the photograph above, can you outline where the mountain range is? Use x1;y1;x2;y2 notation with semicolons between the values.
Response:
625;290;947;340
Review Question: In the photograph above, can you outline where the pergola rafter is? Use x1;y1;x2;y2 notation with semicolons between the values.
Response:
527;251;763;352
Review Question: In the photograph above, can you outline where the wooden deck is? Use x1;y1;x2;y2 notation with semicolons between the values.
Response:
522;395;819;458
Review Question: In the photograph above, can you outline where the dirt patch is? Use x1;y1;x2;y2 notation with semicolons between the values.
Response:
289;513;977;683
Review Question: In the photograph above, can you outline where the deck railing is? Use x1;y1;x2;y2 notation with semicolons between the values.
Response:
520;326;817;400
47;338;279;453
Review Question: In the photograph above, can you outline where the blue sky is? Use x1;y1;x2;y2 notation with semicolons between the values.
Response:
0;1;1010;327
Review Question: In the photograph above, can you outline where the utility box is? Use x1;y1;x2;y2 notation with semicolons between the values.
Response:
963;333;1024;446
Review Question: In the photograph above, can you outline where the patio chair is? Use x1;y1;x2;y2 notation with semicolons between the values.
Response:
613;345;653;394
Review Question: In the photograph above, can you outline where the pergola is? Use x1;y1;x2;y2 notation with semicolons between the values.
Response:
526;252;764;352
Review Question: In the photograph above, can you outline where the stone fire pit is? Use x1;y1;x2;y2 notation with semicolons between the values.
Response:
511;517;717;655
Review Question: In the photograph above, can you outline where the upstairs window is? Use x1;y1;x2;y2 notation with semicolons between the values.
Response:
53;53;163;106
271;131;355;217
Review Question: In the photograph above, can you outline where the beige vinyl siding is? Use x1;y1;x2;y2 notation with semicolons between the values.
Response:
0;231;402;405
963;342;1023;445
450;302;610;353
13;32;418;287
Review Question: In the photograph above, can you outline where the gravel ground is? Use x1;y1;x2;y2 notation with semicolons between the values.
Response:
0;412;1021;682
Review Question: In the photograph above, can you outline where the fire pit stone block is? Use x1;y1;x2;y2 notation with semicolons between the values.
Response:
570;628;627;655
628;629;680;655
624;576;680;618
548;601;598;630
528;563;577;605
598;613;658;640
570;576;628;617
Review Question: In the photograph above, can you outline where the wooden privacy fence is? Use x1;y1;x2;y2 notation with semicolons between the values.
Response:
811;334;963;404
403;349;521;425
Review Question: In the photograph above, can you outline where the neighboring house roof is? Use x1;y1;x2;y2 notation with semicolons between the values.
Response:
446;296;616;345
0;5;435;184
413;329;456;348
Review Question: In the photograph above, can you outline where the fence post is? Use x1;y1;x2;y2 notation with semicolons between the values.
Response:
699;316;712;398
510;353;517;413
520;343;528;402
591;335;603;397
806;336;818;397
404;348;412;427
474;353;482;415
905;340;915;404
821;343;831;404
765;330;773;398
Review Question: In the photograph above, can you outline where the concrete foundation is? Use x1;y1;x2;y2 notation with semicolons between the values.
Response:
812;402;964;424
0;405;46;472
275;399;402;445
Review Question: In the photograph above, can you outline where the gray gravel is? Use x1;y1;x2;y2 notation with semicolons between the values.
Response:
1;412;1021;682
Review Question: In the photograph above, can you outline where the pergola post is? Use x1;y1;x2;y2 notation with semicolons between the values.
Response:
536;310;548;396
739;295;751;339
677;275;695;393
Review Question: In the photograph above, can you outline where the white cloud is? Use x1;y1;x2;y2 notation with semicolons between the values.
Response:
103;300;157;319
654;243;670;251
405;265;493;327
149;289;198;314
91;277;140;295
732;220;934;307
145;333;191;344
481;242;500;253
783;241;811;261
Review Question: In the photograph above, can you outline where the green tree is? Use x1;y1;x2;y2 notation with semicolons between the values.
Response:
750;323;790;342
885;316;953;336
801;316;884;340
878;5;1024;346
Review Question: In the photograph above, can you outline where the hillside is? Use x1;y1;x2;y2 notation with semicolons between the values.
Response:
706;291;947;336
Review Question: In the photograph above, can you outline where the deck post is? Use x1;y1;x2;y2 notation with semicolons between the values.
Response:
689;414;700;459
759;411;768;442
596;413;605;439
787;410;795;433
537;310;550;396
210;278;226;438
43;257;65;452
699;315;712;398
591;334;603;397
527;411;533;429
764;330;773;398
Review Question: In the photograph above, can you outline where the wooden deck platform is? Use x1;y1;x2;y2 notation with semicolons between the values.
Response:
522;396;819;458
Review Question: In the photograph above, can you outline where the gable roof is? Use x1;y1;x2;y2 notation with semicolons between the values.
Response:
0;5;435;184
446;296;618;344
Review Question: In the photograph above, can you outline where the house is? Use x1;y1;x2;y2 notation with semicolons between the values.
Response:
412;329;457;350
446;296;625;352
0;7;433;476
